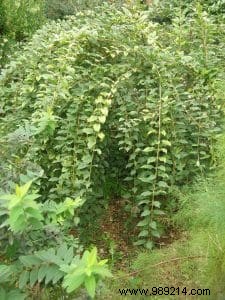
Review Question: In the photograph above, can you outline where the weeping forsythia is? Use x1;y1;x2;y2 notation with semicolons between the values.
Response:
0;5;222;248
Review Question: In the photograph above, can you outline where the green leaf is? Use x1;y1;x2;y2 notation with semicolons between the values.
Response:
157;181;168;188
159;156;167;162
162;140;171;146
143;147;154;153
19;270;29;289
152;201;161;208
28;217;43;230
149;221;157;230
133;239;145;246
153;209;165;215
38;264;49;283
145;241;154;250
138;230;149;237
20;255;41;267
0;194;18;202
15;181;32;199
100;107;108;116
7;289;26;300
151;230;161;238
36;248;56;263
25;207;43;221
7;196;21;209
0;265;13;283
138;199;150;205
64;246;74;264
87;137;96;149
30;267;39;287
63;274;85;293
98;259;108;266
98;116;106;124
85;275;96;298
93;123;101;132
82;128;93;134
92;265;112;277
45;265;59;285
137;218;149;227
147;157;157;163
73;197;85;209
98;132;105;140
52;269;64;284
24;194;41;201
141;209;150;217
57;243;68;260
87;247;97;266
9;216;27;233
139;175;156;183
140;191;151;198
8;206;24;226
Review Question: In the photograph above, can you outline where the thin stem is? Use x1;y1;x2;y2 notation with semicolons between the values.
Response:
113;255;208;280
151;69;162;214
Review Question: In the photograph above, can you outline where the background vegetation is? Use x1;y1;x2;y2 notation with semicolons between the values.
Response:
0;0;224;299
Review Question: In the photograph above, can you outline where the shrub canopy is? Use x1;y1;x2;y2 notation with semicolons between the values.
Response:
0;4;222;247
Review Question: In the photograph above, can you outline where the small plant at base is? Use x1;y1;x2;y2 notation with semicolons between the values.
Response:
0;180;111;299
1;180;43;233
62;247;112;298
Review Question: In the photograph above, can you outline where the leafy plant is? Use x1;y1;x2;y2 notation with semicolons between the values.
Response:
0;180;110;298
0;3;223;249
1;181;43;233
62;247;112;297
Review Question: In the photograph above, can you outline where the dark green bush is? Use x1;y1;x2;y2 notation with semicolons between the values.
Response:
45;0;82;20
0;0;46;70
147;0;225;24
0;0;45;40
44;0;126;20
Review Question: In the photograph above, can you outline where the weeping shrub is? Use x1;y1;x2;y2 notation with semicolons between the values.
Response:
0;3;223;248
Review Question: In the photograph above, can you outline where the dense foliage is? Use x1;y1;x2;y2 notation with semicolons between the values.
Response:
0;4;222;248
0;1;224;298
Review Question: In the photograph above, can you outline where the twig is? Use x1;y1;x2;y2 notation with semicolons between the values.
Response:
113;255;208;280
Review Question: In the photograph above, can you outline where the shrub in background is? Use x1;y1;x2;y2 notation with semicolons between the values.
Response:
44;0;99;19
44;0;128;20
0;0;45;40
0;0;46;70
